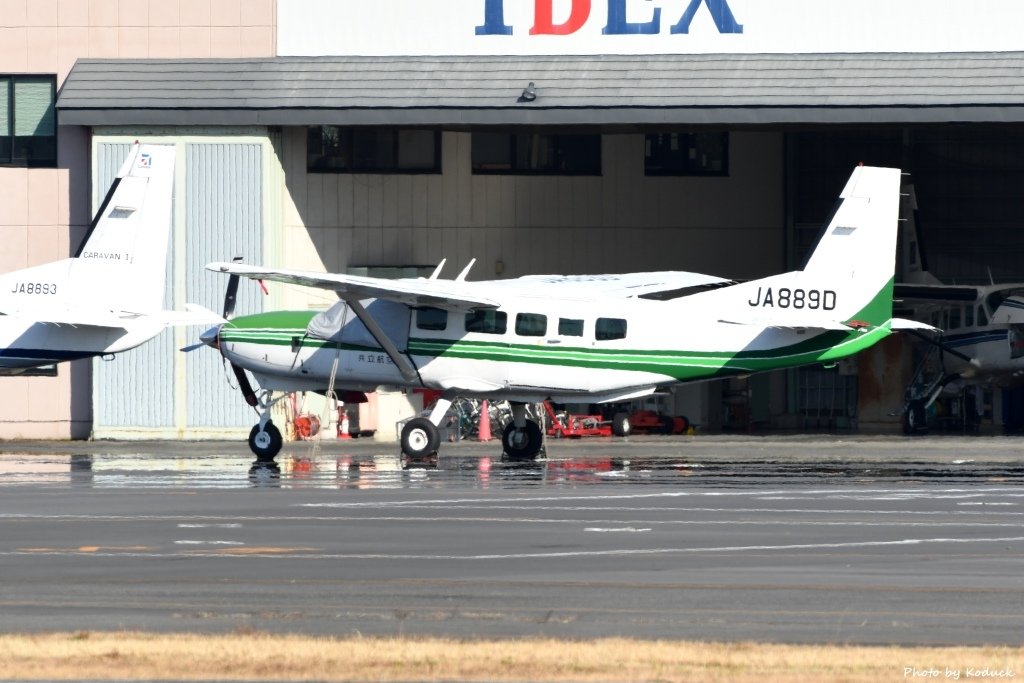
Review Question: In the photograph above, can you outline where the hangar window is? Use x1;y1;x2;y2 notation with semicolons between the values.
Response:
515;313;547;337
465;310;507;334
595;317;627;341
644;132;728;176
0;75;57;167
307;126;441;173
472;132;601;175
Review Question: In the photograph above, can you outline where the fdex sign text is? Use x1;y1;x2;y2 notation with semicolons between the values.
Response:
476;0;743;36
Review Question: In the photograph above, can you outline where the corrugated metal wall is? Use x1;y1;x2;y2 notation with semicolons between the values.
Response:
92;142;176;429
185;142;264;428
92;138;266;437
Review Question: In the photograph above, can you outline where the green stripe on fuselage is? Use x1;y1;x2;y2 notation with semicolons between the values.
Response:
221;306;892;383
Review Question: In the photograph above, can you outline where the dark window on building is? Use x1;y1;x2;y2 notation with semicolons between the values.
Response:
644;132;727;176
595;317;627;341
472;131;601;175
308;126;441;173
416;307;448;331
558;318;584;337
515;313;547;337
0;75;57;167
465;310;507;334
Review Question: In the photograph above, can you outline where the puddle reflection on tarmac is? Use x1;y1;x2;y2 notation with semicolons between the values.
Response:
0;447;1021;489
0;449;749;490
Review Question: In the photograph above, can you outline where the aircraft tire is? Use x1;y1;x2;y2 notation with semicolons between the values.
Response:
902;400;927;435
248;421;283;461
401;417;440;458
502;420;543;459
612;412;631;437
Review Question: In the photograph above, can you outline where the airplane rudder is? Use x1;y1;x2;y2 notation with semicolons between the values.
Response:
72;143;176;312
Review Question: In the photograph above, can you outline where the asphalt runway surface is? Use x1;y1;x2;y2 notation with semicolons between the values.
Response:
0;434;1022;645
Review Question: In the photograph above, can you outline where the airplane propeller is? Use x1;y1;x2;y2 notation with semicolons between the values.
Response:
219;259;259;407
181;257;259;407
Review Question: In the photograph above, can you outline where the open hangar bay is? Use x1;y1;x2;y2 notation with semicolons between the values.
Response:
0;435;1021;646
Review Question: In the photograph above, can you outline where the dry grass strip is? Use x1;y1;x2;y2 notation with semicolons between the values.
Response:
0;632;1021;682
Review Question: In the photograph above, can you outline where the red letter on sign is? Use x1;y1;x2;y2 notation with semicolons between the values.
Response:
530;0;591;35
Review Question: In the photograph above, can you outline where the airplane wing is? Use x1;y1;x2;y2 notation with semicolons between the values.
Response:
894;283;980;302
207;262;502;309
505;271;733;298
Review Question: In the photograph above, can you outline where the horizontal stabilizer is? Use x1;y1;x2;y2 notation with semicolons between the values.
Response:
890;317;940;332
153;304;226;327
2;303;223;329
717;316;853;331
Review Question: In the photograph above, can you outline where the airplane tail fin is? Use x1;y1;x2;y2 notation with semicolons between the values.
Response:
799;164;903;327
0;142;176;324
709;165;902;331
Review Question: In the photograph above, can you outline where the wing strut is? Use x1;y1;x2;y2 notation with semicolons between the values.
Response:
343;297;420;384
903;328;973;363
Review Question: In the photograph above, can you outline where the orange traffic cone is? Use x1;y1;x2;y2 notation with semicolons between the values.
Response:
338;405;351;439
477;400;492;441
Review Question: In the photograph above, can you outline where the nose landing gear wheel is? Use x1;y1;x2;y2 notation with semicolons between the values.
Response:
502;420;543;459
248;421;283;461
401;417;441;458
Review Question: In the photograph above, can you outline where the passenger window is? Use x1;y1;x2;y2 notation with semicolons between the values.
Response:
515;313;547;337
416;307;447;331
595;317;627;341
465;310;507;334
965;304;974;327
559;318;584;337
948;307;961;330
977;305;988;326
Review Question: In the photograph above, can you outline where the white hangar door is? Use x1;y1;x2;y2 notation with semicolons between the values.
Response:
91;139;266;438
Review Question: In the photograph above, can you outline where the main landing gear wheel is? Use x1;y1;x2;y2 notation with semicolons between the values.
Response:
248;421;283;461
502;420;543;459
612;412;631;437
401;417;441;458
902;399;927;435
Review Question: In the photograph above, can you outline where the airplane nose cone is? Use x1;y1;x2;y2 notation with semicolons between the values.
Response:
199;324;222;350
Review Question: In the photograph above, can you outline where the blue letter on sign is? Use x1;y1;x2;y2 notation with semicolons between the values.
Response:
476;0;513;35
671;0;743;34
603;0;661;34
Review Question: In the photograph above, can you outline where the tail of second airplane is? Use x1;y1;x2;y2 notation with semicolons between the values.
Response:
0;143;219;329
706;164;904;333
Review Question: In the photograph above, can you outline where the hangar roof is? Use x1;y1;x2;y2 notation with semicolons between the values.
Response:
56;53;1024;127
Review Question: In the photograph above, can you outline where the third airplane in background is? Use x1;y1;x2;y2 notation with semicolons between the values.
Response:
202;164;918;460
895;186;1024;432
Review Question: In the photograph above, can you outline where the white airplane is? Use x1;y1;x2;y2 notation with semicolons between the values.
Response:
203;164;916;460
0;143;220;375
894;186;1024;432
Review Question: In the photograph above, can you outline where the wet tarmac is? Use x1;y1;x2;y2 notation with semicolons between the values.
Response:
0;434;1021;645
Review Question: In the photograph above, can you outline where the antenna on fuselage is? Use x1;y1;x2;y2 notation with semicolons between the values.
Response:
428;258;446;280
455;259;476;282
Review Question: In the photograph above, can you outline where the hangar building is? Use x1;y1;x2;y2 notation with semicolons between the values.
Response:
4;0;1024;439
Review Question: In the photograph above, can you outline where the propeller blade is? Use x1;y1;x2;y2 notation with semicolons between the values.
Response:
179;342;206;353
223;255;244;320
223;273;240;321
231;363;258;407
